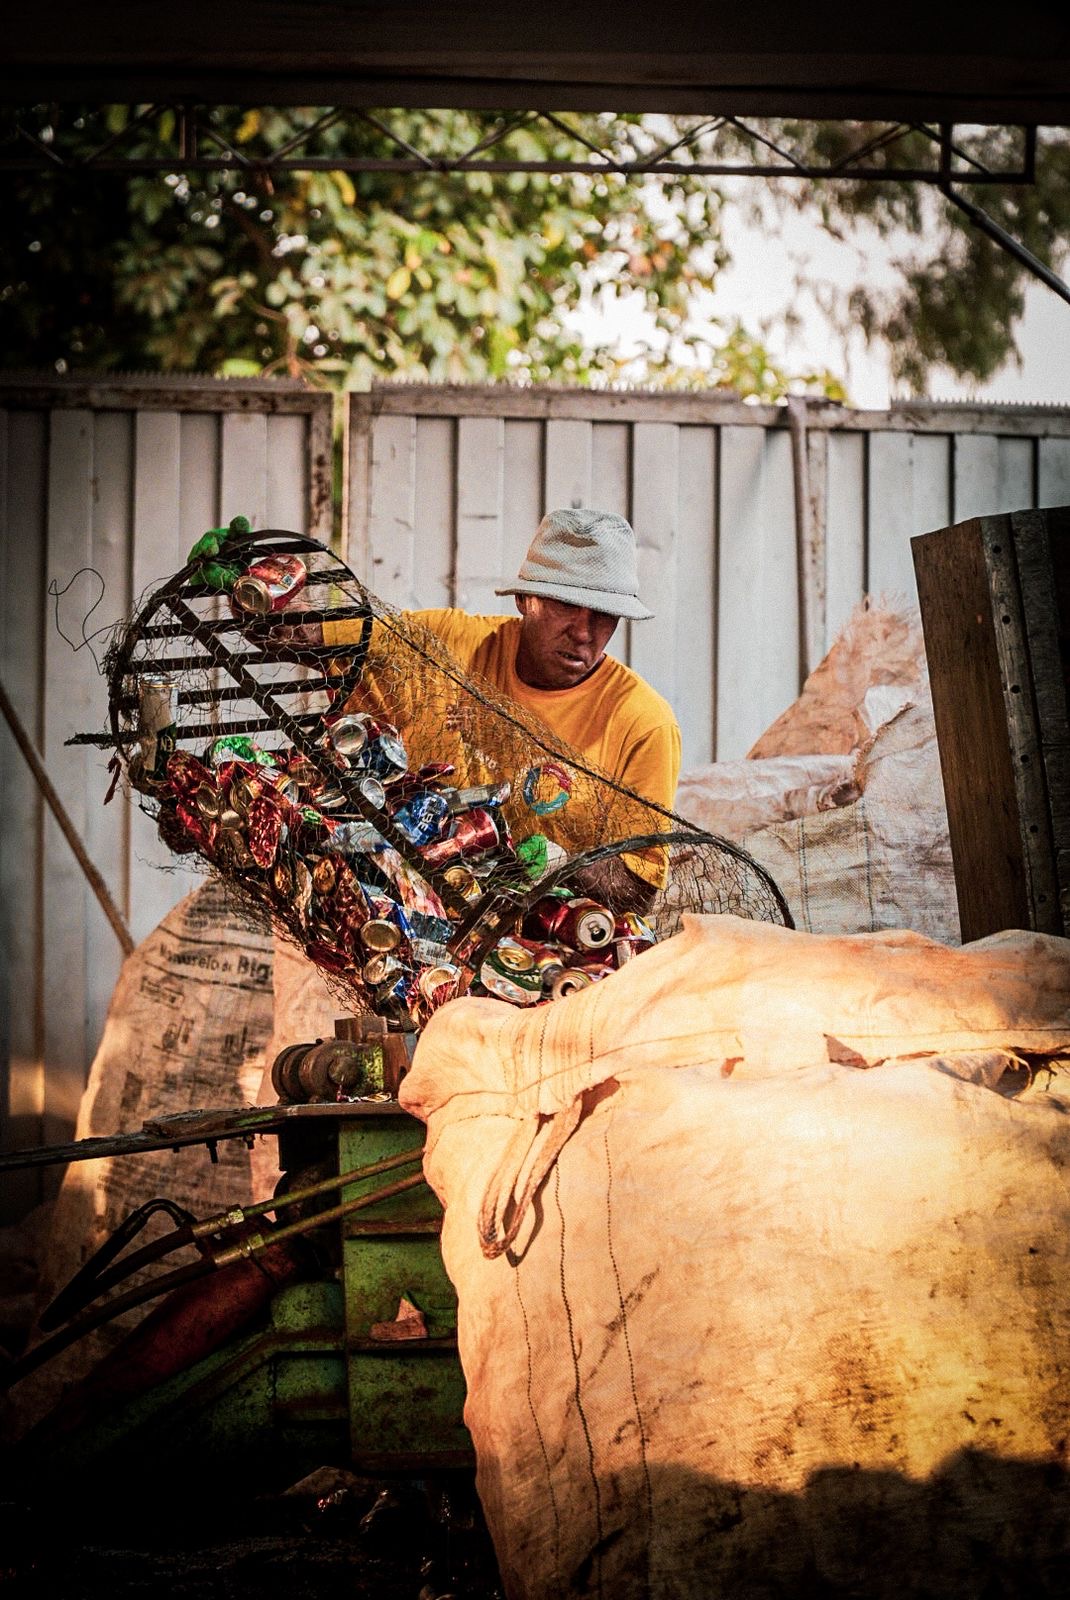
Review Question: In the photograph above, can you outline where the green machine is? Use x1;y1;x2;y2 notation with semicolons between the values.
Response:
3;1088;473;1495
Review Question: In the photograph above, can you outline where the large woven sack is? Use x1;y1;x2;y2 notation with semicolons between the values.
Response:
400;916;1070;1599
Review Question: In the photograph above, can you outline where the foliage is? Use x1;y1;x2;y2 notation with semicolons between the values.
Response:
738;120;1070;390
0;105;847;398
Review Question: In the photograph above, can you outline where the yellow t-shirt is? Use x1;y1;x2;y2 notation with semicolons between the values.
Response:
323;609;681;884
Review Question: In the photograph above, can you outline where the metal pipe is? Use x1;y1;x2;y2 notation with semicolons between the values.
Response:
0;677;135;957
940;184;1070;310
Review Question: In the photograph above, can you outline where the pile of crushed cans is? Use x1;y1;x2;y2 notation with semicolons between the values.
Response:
128;544;656;1029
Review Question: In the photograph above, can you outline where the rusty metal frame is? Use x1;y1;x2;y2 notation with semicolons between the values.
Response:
0;106;1039;183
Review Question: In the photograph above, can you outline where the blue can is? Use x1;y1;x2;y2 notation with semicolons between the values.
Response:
391;789;452;846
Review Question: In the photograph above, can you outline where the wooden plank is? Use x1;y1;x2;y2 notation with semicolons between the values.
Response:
629;422;679;712
716;426;798;758
501;419;542;605
345;400;373;578
266;412;309;532
1012;507;1070;932
354;384;1070;439
84;410;133;1066
911;432;952;543
454;416;504;616
42;408;95;1140
220;410;269;530
825;430;866;646
673;424;716;769
953;434;1035;523
590;422;631;518
0;410;47;1213
131;411;202;943
413;416;456;608
179;412;218;553
867;431;920;603
802;421;828;668
543;418;592;510
912;516;1032;940
0;374;327;414
366;413;417;608
306;394;334;542
1039;439;1070;506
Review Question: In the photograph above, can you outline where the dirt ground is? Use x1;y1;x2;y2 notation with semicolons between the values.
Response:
2;1468;505;1599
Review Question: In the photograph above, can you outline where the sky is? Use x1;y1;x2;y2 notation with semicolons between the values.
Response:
571;181;1070;409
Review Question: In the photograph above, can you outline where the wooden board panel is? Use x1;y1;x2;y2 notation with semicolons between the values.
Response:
454;416;504;615
912;432;952;543
629;422;679;713
0;410;47;1212
413;416;456;608
1011;507;1070;931
220;410;269;530
951;433;1034;523
867;431;920;602
178;412;219;549
1039;439;1070;508
266;412;309;532
42;409;95;1139
366;413;416;607
84;411;133;1065
673;425;716;770
131;411;203;943
543;418;592;510
501;419;543;605
591;421;632;664
912;516;1031;939
590;422;630;518
717;426;798;758
825;430;866;646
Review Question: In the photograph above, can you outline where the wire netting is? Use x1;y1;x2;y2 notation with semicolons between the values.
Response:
95;527;791;1031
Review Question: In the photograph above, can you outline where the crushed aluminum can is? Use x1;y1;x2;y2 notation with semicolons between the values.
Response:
333;820;385;854
408;936;452;968
138;676;174;737
441;863;481;903
312;855;339;896
418;963;463;1006
363;952;404;986
406;911;454;946
488;937;537;975
360;918;402;953
390;790;451;846
479;961;543;1005
419;807;501;868
527;894;615;952
272;854;294;897
355;774;387;810
362;728;408;779
326;712;377;759
614;912;657;947
443;780;511;813
550;967;595;1001
193;782;221;819
230;552;308;616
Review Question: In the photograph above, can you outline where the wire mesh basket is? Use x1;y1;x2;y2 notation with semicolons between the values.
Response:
87;525;792;1031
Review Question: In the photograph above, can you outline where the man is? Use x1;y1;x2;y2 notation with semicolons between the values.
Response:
285;508;681;909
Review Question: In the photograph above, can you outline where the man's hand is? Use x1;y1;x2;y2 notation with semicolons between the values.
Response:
569;855;656;916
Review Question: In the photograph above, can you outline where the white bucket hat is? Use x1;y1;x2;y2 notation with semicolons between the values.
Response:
495;507;653;620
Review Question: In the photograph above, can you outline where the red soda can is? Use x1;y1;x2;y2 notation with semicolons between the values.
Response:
231;553;307;616
419;807;501;868
525;895;615;952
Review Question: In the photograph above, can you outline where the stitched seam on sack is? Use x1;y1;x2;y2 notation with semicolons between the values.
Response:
515;1261;563;1584
603;1124;654;1578
859;793;877;929
555;1162;605;1596
798;816;812;933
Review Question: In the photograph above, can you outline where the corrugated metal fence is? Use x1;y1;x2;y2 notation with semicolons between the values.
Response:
3;373;1070;1212
0;376;331;1211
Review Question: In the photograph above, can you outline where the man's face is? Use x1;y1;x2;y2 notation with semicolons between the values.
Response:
514;595;619;689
